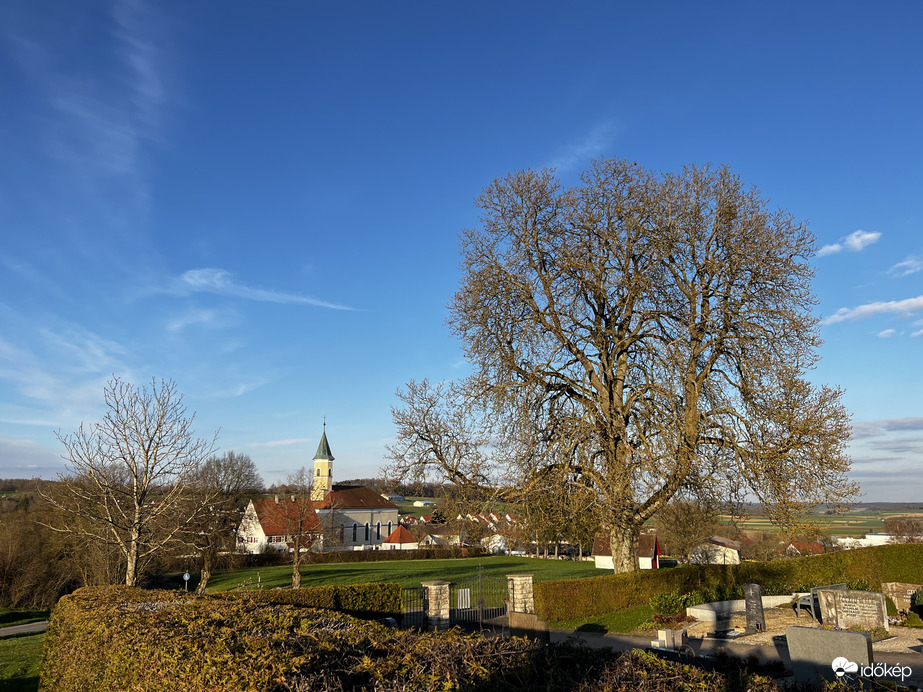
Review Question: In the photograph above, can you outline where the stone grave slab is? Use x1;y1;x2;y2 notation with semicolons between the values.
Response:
881;582;921;613
745;583;766;633
817;589;889;633
786;625;873;683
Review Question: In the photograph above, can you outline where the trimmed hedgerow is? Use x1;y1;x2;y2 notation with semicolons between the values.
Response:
221;582;402;620
40;586;847;691
536;543;923;622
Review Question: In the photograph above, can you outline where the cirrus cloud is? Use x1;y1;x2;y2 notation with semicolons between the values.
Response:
818;230;881;256
180;268;354;310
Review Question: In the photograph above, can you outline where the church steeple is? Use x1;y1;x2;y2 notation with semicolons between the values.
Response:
311;422;334;501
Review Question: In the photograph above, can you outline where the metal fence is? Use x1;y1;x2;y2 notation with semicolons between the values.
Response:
401;586;425;629
450;566;507;627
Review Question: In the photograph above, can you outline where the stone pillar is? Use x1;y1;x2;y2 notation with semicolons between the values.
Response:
507;574;535;614
422;581;450;630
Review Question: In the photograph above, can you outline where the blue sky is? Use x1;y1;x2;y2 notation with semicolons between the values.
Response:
1;1;921;500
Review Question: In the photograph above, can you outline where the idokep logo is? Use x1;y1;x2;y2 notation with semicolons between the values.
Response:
831;657;858;677
831;657;913;682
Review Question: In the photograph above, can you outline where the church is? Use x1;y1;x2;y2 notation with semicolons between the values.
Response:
238;426;400;553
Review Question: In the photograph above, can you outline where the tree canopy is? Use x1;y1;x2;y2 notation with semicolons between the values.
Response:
388;158;856;572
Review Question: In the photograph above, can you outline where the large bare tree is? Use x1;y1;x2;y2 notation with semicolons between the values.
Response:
389;158;856;572
41;377;217;586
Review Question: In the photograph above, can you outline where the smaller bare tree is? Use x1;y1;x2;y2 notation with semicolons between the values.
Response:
885;517;923;544
282;467;321;589
180;451;263;593
654;498;728;563
41;377;217;586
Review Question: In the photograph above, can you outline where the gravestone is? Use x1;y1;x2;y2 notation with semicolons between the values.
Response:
786;626;873;683
745;583;766;633
817;589;889;633
881;582;921;613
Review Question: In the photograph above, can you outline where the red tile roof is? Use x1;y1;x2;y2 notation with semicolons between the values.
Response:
383;525;417;545
251;497;321;537
319;485;400;511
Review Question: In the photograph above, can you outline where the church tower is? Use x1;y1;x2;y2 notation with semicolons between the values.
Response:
311;423;334;501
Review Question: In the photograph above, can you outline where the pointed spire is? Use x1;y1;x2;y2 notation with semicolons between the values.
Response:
314;423;334;461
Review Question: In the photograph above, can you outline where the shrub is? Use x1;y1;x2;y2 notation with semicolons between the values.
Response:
649;591;687;617
886;596;898;617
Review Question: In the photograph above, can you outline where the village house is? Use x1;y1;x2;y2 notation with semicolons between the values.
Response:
690;535;742;565
237;496;322;554
592;531;661;570
382;525;419;550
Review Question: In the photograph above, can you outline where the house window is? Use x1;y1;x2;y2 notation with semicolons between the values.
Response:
352;524;358;543
387;521;392;536
376;522;381;540
364;523;369;542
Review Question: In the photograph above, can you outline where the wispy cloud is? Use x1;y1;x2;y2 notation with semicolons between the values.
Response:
180;268;355;310
876;329;897;338
166;308;239;333
1;0;173;219
817;230;881;256
547;119;619;172
251;438;311;448
825;295;923;324
209;380;269;399
888;255;922;278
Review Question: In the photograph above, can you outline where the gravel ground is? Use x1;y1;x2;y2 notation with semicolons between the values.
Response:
682;606;923;654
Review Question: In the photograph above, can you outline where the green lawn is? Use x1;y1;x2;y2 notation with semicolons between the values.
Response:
551;604;655;634
205;555;600;592
0;611;48;629
0;633;43;692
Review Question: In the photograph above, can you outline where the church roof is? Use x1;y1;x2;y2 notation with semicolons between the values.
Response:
250;498;321;537
314;429;334;461
319;485;400;510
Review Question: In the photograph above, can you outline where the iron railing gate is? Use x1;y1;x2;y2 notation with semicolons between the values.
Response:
450;566;507;627
401;586;425;629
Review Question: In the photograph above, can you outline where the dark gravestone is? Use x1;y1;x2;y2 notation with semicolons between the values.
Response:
745;583;766;633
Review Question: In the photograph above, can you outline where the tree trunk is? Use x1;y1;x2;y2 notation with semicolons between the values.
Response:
196;553;213;595
609;527;640;573
125;538;139;587
292;547;302;589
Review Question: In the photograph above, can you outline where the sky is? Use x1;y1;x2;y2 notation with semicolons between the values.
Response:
1;2;921;500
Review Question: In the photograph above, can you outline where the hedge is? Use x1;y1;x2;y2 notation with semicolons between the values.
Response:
225;545;486;570
40;586;840;690
220;582;402;620
535;543;923;621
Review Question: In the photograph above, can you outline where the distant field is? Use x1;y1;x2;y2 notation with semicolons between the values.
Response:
205;555;599;593
725;508;923;536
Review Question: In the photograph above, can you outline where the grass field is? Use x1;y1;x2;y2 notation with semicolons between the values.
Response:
0;633;43;692
0;611;48;629
205;555;600;592
552;604;655;634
